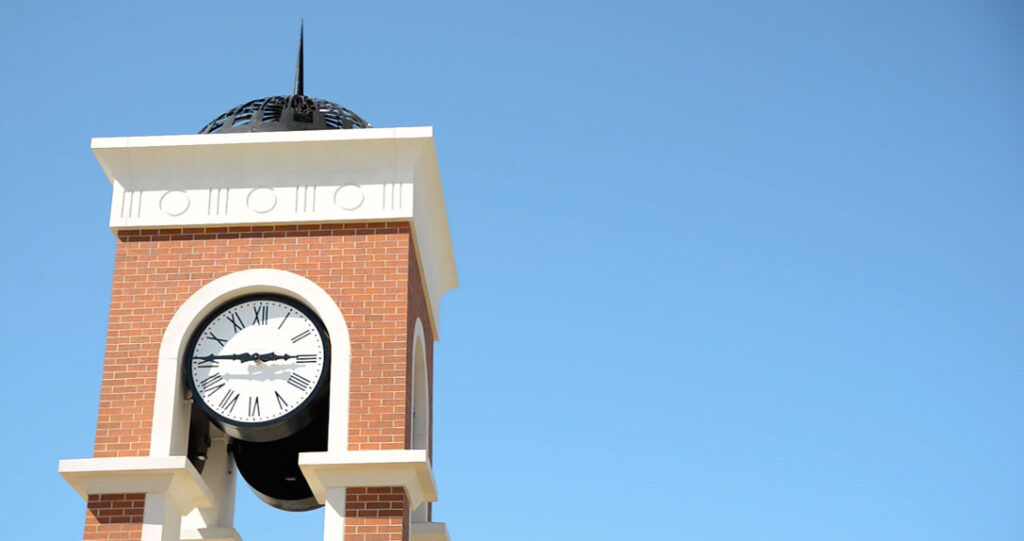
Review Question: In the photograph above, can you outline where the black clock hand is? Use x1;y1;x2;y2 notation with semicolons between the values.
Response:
231;352;295;363
195;352;315;364
194;353;258;362
254;352;307;362
261;353;318;362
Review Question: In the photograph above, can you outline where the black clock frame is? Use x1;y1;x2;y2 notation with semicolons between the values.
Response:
231;412;329;512
184;293;331;443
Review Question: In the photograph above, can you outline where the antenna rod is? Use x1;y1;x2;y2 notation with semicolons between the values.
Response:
294;21;304;96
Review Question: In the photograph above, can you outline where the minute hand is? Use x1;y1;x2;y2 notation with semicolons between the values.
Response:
194;353;258;363
194;353;315;364
255;353;316;362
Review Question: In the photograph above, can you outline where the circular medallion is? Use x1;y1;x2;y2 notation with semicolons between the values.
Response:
334;184;364;211
159;190;191;217
246;187;278;214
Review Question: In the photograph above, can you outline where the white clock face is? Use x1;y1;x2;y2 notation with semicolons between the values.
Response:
189;296;328;425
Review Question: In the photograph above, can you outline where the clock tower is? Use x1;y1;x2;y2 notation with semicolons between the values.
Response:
58;34;456;541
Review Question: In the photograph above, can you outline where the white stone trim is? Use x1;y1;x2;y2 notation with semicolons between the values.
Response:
322;488;347;541
298;450;437;509
93;127;457;339
58;456;212;513
411;522;450;541
179;527;243;541
150;268;352;456
143;493;181;541
180;427;238;540
411;317;431;453
408;142;458;341
410;318;431;523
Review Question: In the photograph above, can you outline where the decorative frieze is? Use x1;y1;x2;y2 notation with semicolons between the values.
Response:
110;182;413;228
92;127;457;339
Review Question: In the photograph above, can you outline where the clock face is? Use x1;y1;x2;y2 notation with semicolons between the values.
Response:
186;295;329;430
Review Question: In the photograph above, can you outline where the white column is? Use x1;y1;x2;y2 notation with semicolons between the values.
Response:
180;429;241;540
323;488;347;541
142;493;181;541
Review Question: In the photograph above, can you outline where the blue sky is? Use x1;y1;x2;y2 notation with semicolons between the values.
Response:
2;1;1022;539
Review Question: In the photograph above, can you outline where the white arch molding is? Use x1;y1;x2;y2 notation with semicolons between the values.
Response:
410;318;431;524
151;268;353;457
148;269;353;538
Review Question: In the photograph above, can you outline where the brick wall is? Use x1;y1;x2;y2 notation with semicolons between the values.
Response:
344;487;410;541
84;493;144;541
88;222;422;540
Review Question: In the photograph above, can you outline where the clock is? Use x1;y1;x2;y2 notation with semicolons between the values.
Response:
185;294;330;442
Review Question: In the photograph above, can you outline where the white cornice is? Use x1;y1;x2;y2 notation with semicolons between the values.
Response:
412;522;450;541
298;449;437;510
92;128;457;339
58;456;213;513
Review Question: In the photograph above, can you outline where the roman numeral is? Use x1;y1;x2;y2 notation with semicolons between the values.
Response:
251;305;268;326
291;330;312;343
287;373;312;391
218;389;239;412
199;373;225;394
277;310;292;330
227;312;245;332
248;396;260;418
196;358;219;368
295;354;318;363
205;332;227;346
275;391;289;409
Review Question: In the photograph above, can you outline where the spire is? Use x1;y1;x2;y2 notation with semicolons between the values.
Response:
293;21;304;96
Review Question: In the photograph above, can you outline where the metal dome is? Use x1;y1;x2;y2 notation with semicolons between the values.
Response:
199;95;370;134
199;23;369;134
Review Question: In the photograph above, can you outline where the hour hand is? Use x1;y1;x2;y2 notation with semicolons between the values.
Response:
194;352;316;364
194;353;253;363
260;353;318;362
254;352;299;362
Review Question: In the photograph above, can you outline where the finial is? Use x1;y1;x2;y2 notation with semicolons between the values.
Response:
294;20;304;96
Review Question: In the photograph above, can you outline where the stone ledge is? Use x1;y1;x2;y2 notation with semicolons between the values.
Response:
298;449;437;509
180;526;243;541
412;521;450;541
58;456;213;513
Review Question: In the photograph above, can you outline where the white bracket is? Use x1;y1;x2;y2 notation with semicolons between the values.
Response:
58;456;213;513
298;449;437;509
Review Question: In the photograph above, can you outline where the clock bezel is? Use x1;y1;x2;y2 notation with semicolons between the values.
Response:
184;293;331;443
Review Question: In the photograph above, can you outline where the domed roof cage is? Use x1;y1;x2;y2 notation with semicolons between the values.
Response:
198;22;370;135
199;95;370;134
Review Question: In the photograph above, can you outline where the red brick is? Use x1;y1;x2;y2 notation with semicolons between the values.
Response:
84;223;432;540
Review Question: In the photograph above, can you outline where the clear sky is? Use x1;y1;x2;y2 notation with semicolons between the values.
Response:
2;1;1021;539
